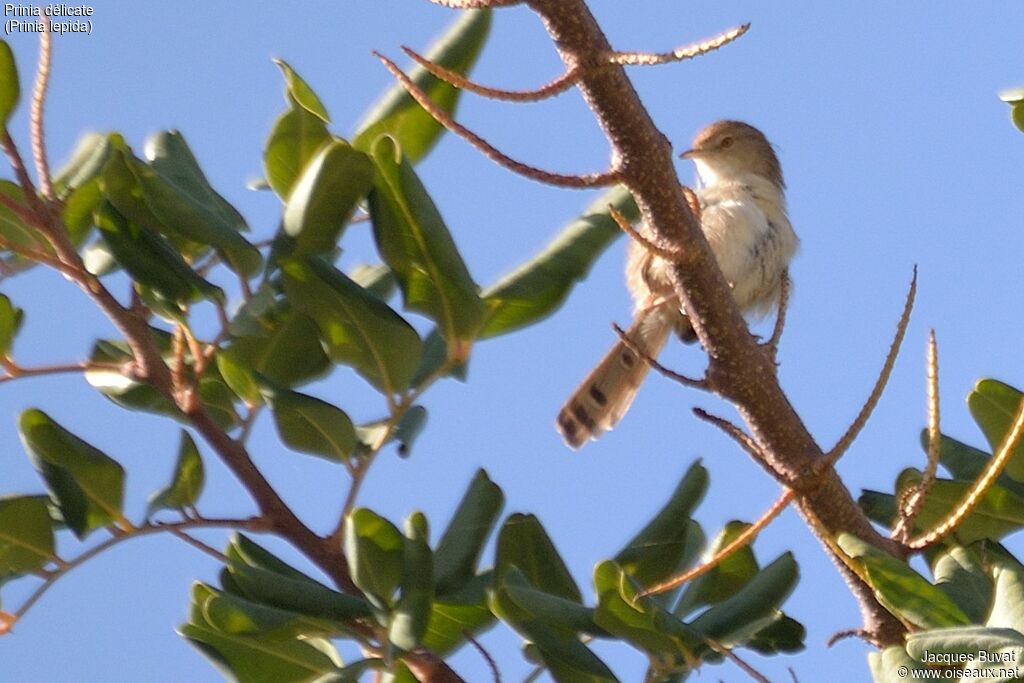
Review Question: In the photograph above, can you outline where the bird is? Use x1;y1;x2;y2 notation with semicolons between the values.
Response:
556;120;799;449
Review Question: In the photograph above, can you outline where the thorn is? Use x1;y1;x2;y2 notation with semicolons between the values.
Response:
606;24;751;66
693;406;764;459
611;322;706;388
402;46;578;102
373;51;621;189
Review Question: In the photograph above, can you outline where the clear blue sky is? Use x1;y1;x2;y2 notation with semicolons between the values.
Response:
2;2;1023;681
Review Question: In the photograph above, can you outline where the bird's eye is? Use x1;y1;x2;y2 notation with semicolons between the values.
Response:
720;136;734;149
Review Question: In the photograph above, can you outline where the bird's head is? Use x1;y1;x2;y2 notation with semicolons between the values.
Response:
680;120;784;190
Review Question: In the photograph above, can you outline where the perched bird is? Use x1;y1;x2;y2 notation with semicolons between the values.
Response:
556;120;799;449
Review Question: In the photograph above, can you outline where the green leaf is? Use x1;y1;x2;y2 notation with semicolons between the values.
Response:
390;512;434;651
421;598;495;657
273;59;329;122
0;180;48;257
101;140;261;276
53;132;112;200
353;9;491;163
480;185;639;337
0;495;56;578
260;380;357;462
502;566;605;636
987;547;1024;633
62;178;103;247
867;645;918;683
19;409;126;539
345;508;405;610
198;583;339;639
838;533;970;629
0;40;18;127
368;136;486;348
745;615;806;655
147;430;205;515
931;543;993;624
350;263;397;301
931;432;1024;497
614;461;707;590
907;626;1024;680
496;513;581;603
434;468;504;597
0;293;24;357
689;552;799;648
1012;103;1024;134
968;379;1024;481
674;521;759;617
94;201;222;305
275;139;374;260
264;107;331;200
393;405;427;457
281;257;423;395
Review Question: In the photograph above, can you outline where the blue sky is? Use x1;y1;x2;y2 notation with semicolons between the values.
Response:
2;2;1024;681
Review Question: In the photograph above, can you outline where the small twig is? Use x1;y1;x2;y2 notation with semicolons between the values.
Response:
692;406;764;460
612;322;706;389
827;628;871;648
0;360;124;384
402;46;578;102
427;0;521;7
521;665;545;683
606;24;751;66
464;631;501;683
166;527;229;563
609;204;683;261
237;405;262;446
373;51;620;188
907;391;1024;550
825;266;917;466
765;269;791;362
703;637;772;683
31;16;55;200
789;667;800;683
893;330;941;542
640;489;794;596
0;131;49;221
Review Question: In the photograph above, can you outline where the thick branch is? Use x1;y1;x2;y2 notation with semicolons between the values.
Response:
526;0;904;643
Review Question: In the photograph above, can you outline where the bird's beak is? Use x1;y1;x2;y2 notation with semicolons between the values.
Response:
678;148;698;159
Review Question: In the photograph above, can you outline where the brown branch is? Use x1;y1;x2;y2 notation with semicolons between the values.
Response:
609;204;682;261
31;17;54;200
612;323;706;389
692;407;764;460
907;390;1024;551
402;46;577;102
641;489;794;596
427;0;521;7
765;269;791;361
825;267;917;466
373;51;620;188
893;330;941;542
606;24;751;66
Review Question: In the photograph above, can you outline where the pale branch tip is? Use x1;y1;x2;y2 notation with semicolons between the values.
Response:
606;23;751;67
401;45;578;102
373;51;620;188
31;16;55;202
608;204;684;261
692;406;767;461
825;266;918;466
611;322;706;388
640;489;794;597
907;386;1024;551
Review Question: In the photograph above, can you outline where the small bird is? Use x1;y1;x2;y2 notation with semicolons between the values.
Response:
556;120;799;449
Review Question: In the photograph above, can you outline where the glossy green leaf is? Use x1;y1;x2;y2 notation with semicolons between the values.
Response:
615;461;707;589
147;431;205;515
368;136;485;347
867;644;919;683
496;513;581;604
932;544;993;624
986;547;1024;632
0;180;47;256
421;599;494;657
273;58;329;122
675;521;759;617
198;583;338;639
95;201;221;305
350;263;397;301
354;9;491;163
745;615;806;655
480;185;639;337
282;257;423;395
0;40;18;127
390;512;434;651
345;508;405;610
264;106;331;199
102;141;261;276
501;566;604;636
434;468;504;597
689;552;799;648
0;495;56;578
19;409;126;539
53;132;111;200
593;560;700;667
838;534;970;629
275;139;374;260
225;534;372;621
0;293;23;357
969;380;1024;481
260;380;357;462
62;178;103;248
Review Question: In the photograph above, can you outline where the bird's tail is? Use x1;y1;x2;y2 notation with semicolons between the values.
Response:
556;309;673;449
